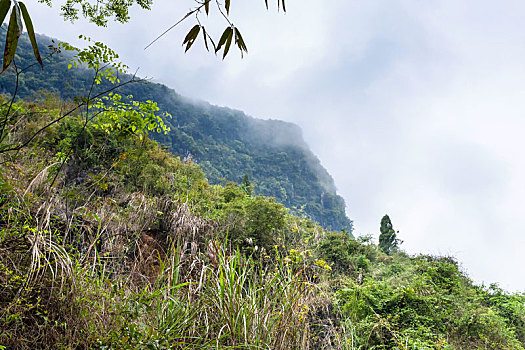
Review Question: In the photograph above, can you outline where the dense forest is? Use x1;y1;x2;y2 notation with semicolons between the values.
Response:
1;25;525;350
0;27;353;233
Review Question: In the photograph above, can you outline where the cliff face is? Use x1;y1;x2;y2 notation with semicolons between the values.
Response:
152;104;352;233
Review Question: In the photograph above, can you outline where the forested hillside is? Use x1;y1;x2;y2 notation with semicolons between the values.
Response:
0;27;353;233
2;25;525;350
2;93;525;349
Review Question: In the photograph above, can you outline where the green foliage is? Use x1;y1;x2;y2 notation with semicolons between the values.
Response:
56;0;153;26
318;231;368;274
379;214;400;255
2;26;525;350
7;0;276;66
243;196;287;251
479;284;525;343
334;254;525;349
2;95;525;349
0;29;354;234
58;36;128;84
217;183;287;254
240;173;253;196
0;0;42;72
92;92;170;140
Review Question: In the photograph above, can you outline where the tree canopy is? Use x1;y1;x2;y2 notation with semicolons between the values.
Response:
379;214;401;255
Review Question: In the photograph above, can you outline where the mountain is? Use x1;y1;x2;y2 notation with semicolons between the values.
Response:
3;27;525;350
0;27;353;233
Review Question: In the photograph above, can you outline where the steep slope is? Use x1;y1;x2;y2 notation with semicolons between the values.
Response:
0;27;353;233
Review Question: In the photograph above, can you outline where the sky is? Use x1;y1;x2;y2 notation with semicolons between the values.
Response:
28;0;525;291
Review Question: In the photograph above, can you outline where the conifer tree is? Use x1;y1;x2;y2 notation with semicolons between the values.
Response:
240;173;253;196
379;214;400;255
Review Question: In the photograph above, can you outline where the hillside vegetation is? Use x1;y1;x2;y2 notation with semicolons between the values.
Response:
1;94;525;349
0;27;352;233
1;27;524;350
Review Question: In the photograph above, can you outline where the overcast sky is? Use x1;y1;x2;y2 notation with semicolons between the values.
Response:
29;0;525;291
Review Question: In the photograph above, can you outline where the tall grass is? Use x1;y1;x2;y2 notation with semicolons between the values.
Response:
0;183;322;348
94;238;315;349
196;241;311;348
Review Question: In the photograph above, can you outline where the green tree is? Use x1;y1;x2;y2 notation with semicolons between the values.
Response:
240;173;253;196
379;214;400;255
243;196;286;252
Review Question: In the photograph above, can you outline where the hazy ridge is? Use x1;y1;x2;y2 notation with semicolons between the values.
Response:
0;27;352;233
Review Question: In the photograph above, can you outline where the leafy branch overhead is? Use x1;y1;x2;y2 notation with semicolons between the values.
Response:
146;0;286;58
0;0;42;72
0;0;285;71
56;0;153;26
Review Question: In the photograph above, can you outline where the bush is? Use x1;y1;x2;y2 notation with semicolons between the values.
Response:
318;231;364;274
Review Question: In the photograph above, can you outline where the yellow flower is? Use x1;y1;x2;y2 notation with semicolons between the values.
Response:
314;259;332;271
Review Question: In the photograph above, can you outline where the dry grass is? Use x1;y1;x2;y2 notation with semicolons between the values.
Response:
0;117;326;349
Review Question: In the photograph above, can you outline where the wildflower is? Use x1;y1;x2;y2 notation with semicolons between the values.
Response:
314;259;332;271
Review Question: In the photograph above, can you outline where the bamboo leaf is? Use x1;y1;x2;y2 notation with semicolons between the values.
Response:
225;0;230;15
222;27;233;59
204;0;209;15
182;24;200;52
18;2;43;69
202;26;209;51
264;0;268;10
234;27;247;53
2;7;20;72
215;26;232;53
0;0;11;26
207;33;216;52
13;1;22;34
182;24;200;45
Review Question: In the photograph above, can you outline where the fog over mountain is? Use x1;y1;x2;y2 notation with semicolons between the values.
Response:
0;28;353;232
